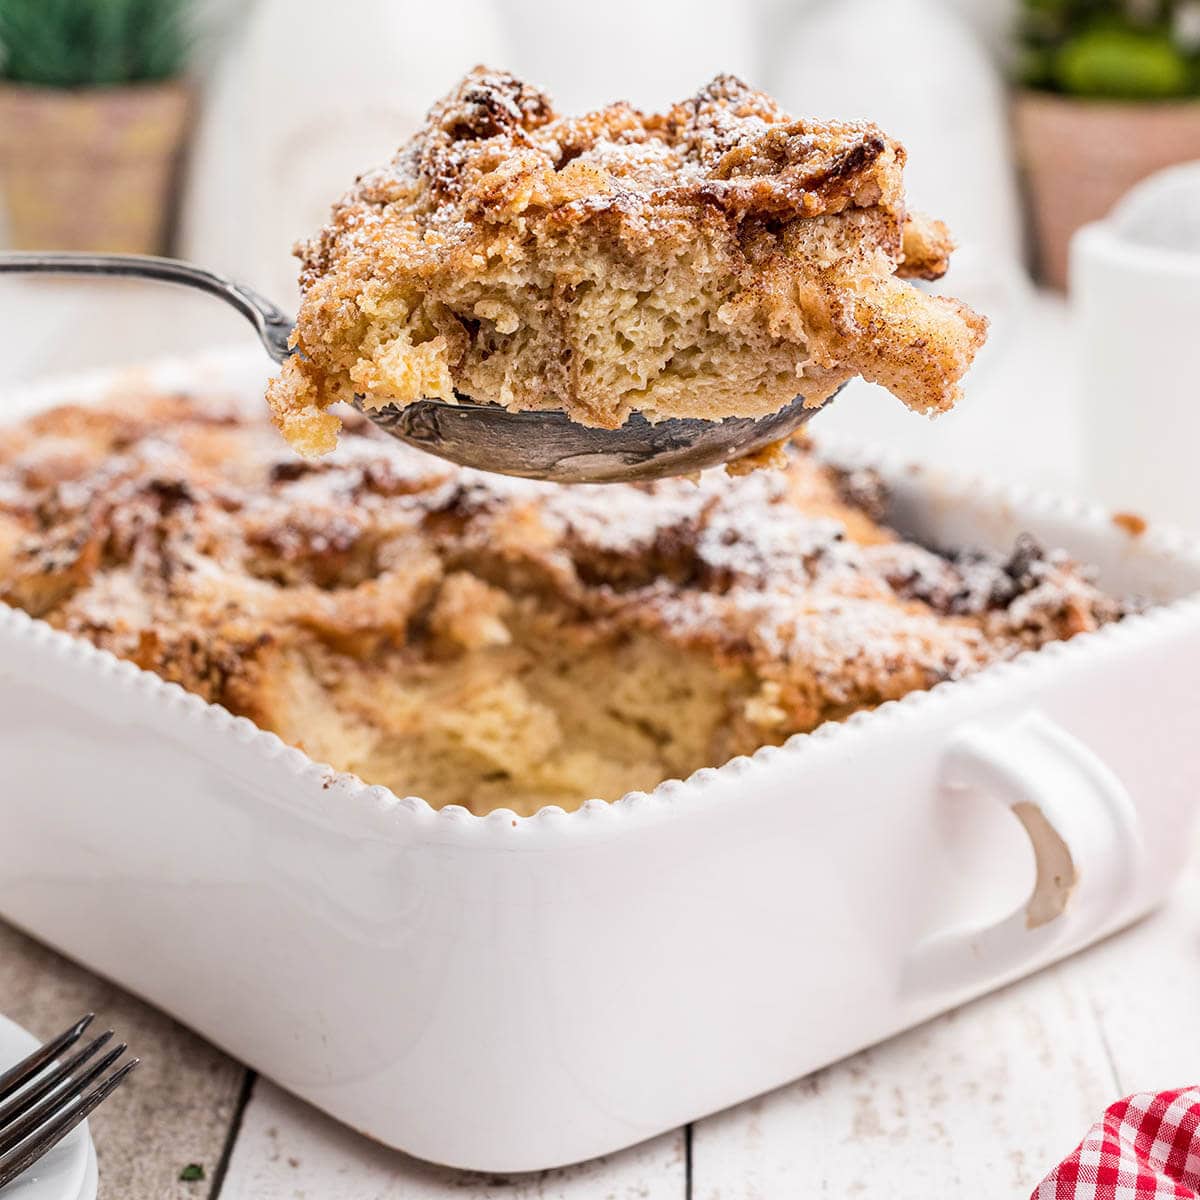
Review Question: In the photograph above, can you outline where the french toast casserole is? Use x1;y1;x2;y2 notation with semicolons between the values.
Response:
267;70;988;456
0;388;1124;816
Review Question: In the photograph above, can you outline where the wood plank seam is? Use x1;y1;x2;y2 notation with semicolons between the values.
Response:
1087;993;1125;1097
208;1070;257;1199
685;1122;694;1200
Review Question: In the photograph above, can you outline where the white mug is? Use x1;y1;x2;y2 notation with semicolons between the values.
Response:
1072;214;1200;531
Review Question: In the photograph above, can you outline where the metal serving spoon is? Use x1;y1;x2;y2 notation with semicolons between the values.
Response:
0;251;834;483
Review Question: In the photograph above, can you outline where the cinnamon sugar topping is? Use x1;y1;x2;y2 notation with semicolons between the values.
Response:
267;69;987;456
0;389;1122;815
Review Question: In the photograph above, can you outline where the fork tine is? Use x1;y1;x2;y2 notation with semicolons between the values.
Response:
0;1057;138;1190
0;1042;127;1157
0;1014;93;1104
0;1030;114;1132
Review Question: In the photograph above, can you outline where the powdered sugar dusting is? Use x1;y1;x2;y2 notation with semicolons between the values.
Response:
0;390;1127;736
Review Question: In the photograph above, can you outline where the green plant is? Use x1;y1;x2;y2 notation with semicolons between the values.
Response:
0;0;191;87
1018;0;1200;98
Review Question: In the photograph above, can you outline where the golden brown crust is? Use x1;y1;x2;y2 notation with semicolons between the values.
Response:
268;69;987;453
0;389;1119;814
898;211;956;280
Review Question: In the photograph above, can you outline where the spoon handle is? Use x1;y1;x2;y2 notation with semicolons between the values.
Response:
0;251;295;364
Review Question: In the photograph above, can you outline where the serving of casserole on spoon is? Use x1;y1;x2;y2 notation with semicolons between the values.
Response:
266;68;986;478
0;70;985;483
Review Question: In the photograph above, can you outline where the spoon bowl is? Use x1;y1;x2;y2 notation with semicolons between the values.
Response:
356;390;839;484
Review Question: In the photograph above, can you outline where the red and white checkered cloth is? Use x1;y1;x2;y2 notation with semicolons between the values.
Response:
1033;1089;1200;1199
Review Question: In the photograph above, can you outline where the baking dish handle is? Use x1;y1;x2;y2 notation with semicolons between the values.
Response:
902;711;1144;997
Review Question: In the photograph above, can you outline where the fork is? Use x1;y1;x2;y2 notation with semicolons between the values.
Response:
0;1013;138;1190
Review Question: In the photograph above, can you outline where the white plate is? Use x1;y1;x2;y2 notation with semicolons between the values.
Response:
0;1016;96;1200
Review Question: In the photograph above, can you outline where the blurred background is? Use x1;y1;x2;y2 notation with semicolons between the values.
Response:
0;0;1198;520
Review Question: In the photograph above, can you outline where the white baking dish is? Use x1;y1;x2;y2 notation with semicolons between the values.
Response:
1;354;1199;1173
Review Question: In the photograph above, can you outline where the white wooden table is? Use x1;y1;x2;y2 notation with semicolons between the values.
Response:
1;280;1198;1198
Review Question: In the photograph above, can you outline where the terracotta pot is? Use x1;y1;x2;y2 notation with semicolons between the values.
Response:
1015;90;1200;289
0;80;190;254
